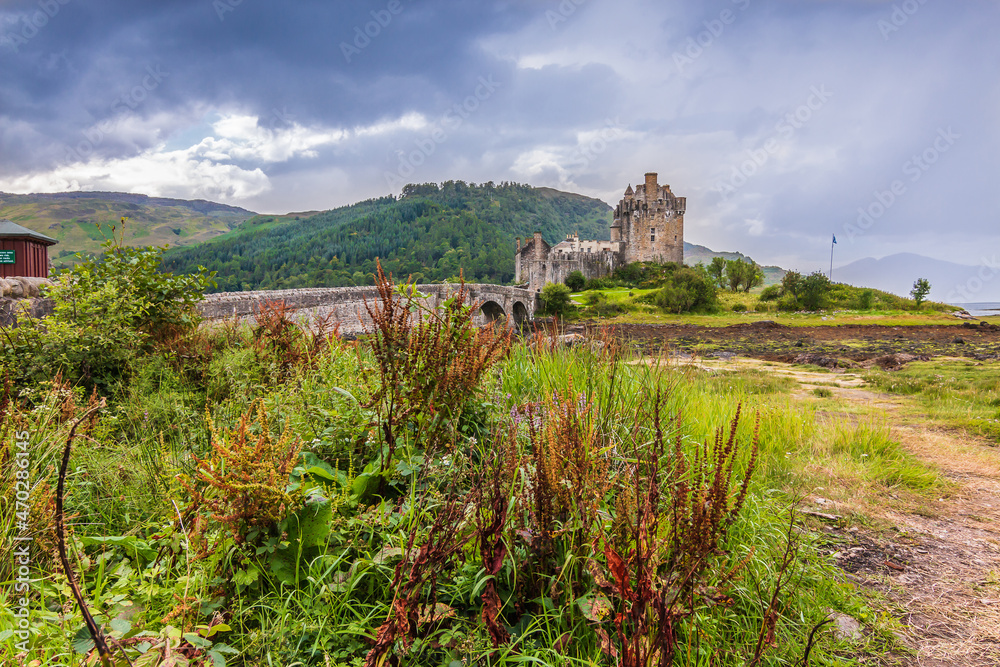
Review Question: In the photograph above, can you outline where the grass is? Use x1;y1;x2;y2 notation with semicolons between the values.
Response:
863;358;1000;444
1;307;947;666
569;286;964;327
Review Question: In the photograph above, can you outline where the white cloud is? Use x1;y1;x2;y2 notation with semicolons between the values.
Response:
0;111;432;204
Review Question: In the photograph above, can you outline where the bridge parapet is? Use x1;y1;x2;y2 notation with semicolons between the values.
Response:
199;284;537;333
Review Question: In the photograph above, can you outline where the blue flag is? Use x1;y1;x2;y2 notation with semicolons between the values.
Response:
832;234;837;244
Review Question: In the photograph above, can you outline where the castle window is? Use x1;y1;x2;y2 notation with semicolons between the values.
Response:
650;227;656;242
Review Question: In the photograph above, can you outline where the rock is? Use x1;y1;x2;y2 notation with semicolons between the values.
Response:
556;333;586;346
829;612;862;641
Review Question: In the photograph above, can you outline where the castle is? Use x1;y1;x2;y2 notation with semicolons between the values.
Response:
515;172;686;292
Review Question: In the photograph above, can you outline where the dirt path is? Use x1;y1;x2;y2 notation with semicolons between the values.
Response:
691;357;1000;665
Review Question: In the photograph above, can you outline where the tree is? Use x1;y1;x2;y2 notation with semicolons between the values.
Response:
781;270;803;298
707;257;726;288
564;270;586;292
740;262;764;293
724;259;746;292
798;271;831;311
910;278;931;308
540;283;573;317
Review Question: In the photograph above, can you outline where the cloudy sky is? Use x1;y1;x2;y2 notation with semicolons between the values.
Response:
1;0;997;275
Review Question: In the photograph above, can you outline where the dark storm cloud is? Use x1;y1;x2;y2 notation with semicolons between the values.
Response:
0;0;537;170
1;0;998;269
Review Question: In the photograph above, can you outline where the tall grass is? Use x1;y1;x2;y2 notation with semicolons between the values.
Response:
2;302;917;665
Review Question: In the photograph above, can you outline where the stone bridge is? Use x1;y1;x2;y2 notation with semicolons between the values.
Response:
198;284;539;333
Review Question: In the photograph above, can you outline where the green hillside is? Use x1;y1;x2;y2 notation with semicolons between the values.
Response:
162;181;613;292
0;191;255;267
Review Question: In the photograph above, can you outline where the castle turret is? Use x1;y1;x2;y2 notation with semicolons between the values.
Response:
613;172;684;265
644;173;658;203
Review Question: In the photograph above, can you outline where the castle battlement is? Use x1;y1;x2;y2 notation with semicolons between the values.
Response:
516;173;685;291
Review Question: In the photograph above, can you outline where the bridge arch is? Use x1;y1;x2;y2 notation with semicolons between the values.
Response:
512;301;529;327
480;300;506;324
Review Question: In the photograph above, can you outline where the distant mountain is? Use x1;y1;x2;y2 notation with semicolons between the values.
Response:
683;242;786;286
0;191;255;267
163;181;613;292
833;252;1000;303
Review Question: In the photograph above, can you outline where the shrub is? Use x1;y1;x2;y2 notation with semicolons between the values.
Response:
540;282;574;317
651;266;718;314
0;218;215;393
564;270;586;292
759;284;781;302
778;295;800;312
731;302;747;312
857;289;875;310
799;271;832;310
781;270;803;298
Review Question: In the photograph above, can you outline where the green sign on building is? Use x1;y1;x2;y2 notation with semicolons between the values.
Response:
0;250;14;264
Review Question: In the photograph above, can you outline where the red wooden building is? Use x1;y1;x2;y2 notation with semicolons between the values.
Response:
0;220;57;278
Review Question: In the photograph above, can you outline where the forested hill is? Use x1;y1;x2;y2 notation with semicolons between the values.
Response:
162;181;612;292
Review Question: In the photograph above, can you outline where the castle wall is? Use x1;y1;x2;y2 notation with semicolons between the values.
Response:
516;172;686;291
543;251;616;288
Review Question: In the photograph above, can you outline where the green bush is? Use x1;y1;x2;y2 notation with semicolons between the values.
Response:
564;270;586;291
540;282;574;316
651;266;719;314
583;276;616;290
0;219;215;392
857;289;874;310
759;285;781;302
778;295;800;312
798;271;832;311
731;302;747;312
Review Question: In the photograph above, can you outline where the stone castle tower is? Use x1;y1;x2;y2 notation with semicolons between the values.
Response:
611;172;685;264
515;172;686;291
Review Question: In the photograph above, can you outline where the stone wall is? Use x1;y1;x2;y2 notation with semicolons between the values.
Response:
0;278;53;326
0;297;53;327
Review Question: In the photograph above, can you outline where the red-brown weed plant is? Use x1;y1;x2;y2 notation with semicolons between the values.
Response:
363;494;472;667
179;399;303;547
473;428;521;647
362;261;511;468
523;387;613;570
597;400;760;666
251;299;339;378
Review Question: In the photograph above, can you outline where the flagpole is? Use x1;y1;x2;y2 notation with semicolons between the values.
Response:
829;235;835;280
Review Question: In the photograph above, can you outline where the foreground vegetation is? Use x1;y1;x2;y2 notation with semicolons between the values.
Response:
0;239;955;665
